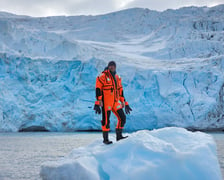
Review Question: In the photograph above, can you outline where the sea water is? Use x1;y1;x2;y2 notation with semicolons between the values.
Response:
0;132;101;180
209;132;224;177
0;132;223;180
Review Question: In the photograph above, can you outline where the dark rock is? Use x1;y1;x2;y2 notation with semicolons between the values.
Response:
19;126;49;132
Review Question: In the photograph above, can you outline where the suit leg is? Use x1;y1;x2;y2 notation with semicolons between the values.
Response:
114;108;126;129
101;105;111;132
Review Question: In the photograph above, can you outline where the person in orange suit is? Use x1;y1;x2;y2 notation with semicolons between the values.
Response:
94;61;132;144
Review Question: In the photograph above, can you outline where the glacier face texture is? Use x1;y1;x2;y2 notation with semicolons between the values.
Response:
1;54;224;132
0;5;224;131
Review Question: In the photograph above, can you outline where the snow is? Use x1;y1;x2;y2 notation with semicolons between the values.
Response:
40;127;222;180
1;5;224;131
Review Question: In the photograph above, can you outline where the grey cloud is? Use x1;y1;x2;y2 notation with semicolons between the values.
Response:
123;0;224;11
0;0;71;16
0;0;118;16
64;0;118;15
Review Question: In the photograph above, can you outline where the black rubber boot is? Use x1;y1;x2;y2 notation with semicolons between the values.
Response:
103;131;113;145
116;129;128;141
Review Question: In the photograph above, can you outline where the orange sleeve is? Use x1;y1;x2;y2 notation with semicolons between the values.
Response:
117;76;125;103
95;73;105;100
96;73;105;89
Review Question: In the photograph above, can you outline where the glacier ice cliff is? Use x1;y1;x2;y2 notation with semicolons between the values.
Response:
0;5;224;131
1;53;224;132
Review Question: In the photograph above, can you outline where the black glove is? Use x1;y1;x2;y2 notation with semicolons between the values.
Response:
94;101;101;114
125;104;132;114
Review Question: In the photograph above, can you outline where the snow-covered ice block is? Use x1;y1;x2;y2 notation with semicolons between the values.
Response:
40;127;222;180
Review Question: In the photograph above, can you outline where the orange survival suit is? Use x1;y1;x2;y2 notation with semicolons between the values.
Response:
95;68;129;132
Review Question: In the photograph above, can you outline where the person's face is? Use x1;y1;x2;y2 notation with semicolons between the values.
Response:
108;65;116;72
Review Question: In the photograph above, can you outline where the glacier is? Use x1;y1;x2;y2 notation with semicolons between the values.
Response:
0;5;224;131
40;127;222;180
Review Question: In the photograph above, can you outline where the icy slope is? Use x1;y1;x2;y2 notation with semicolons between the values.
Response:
1;5;224;131
0;5;224;60
40;127;222;180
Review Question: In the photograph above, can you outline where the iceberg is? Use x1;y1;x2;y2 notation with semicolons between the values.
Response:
40;127;222;180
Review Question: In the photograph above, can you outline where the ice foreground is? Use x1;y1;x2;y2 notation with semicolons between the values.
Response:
40;127;222;180
1;5;224;131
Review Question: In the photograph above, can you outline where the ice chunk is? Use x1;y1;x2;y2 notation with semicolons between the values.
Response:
40;127;222;180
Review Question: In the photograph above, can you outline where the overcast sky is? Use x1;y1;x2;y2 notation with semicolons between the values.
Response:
0;0;223;17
